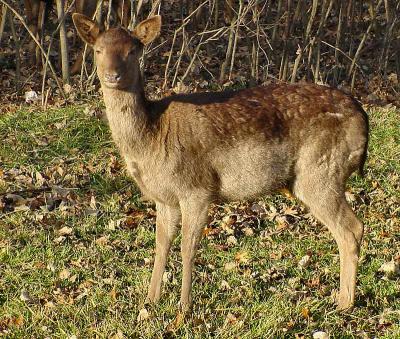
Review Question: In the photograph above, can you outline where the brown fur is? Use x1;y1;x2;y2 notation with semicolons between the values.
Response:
73;15;369;313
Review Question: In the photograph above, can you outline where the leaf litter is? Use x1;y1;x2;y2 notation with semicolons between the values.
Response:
0;104;398;337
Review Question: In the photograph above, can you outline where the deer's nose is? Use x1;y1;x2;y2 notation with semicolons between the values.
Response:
104;72;121;83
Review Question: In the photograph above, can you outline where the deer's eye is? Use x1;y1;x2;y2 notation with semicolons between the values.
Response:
95;49;102;54
128;48;135;55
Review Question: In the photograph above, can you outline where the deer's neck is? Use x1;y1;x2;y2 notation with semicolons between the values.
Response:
102;85;152;159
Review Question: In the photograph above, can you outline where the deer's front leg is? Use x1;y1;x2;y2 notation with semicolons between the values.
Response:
146;202;181;303
179;194;210;313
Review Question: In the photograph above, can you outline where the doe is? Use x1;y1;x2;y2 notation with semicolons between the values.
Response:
72;14;369;312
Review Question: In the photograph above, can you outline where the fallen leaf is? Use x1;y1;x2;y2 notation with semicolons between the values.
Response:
14;204;30;212
95;236;109;246
19;289;33;303
301;307;310;319
163;271;173;283
63;83;72;94
227;235;237;246
107;219;122;230
279;188;294;198
34;262;46;269
53;236;66;244
13;315;24;327
235;251;249;264
173;81;189;94
203;226;213;236
35;136;49;146
345;191;356;203
54;120;67;130
110;330;124;339
224;262;237;271
221;215;236;234
47;262;56;272
45;301;56;308
110;287;117;302
275;216;288;231
313;331;329;339
25;90;40;103
102;277;114;285
137;308;149;322
283;206;298;216
243;227;254;236
34;171;45;186
224;312;238;325
90;195;97;209
59;268;71;280
251;202;265;214
69;274;77;283
379;261;400;278
298;255;311;268
220;280;231;290
57;226;73;236
166;312;184;333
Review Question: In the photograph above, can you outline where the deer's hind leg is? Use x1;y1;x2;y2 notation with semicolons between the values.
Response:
293;170;363;310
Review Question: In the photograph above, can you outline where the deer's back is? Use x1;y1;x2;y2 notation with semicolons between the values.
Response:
155;83;364;140
143;83;367;203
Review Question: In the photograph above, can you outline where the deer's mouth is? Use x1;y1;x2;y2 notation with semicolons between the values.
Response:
102;72;129;89
102;79;130;90
103;81;121;89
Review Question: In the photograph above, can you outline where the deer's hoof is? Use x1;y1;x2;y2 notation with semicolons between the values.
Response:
336;297;354;312
178;300;193;316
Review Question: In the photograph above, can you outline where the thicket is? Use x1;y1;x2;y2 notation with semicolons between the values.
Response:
1;0;399;103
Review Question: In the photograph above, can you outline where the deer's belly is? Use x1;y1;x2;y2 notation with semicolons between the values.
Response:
213;142;292;200
218;166;286;200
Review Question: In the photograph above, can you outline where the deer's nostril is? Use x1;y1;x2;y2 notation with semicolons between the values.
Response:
105;73;121;83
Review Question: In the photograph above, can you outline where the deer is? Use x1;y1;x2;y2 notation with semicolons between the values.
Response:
72;13;369;314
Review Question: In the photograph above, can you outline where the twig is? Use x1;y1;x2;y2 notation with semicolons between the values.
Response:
56;0;70;84
320;40;361;69
334;0;344;84
106;0;112;30
41;0;76;105
0;187;53;197
0;4;7;45
228;0;243;80
348;0;383;86
172;26;187;87
0;0;66;99
162;27;178;89
181;24;209;83
8;11;21;91
81;0;102;90
220;10;236;81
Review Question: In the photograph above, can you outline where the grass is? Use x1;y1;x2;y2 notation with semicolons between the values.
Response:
0;103;399;338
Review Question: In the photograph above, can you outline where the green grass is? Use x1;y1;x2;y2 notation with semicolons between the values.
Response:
0;104;399;338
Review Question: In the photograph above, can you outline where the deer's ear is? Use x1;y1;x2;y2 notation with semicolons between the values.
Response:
72;13;100;46
132;16;161;45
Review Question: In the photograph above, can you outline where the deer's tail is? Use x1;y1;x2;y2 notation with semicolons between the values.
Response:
357;103;369;177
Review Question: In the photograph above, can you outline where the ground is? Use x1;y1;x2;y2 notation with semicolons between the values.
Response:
0;103;399;338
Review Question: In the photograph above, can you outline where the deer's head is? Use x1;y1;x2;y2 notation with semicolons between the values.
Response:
72;14;161;90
